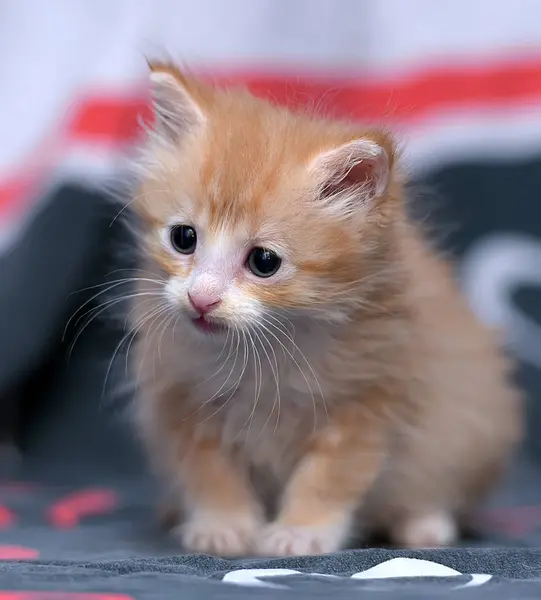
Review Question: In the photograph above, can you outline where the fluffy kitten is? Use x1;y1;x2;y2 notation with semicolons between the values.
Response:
129;61;522;557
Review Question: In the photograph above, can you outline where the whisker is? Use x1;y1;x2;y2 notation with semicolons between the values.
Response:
67;294;150;360
241;325;263;439
196;328;248;427
191;327;240;414
171;311;182;343
151;310;175;382
258;315;327;432
109;189;169;228
215;327;232;364
157;310;178;365
251;324;281;439
123;298;164;375
104;268;166;280
264;308;296;338
137;305;175;388
196;328;234;387
102;302;170;400
262;313;327;419
64;278;164;339
68;275;165;296
73;291;163;331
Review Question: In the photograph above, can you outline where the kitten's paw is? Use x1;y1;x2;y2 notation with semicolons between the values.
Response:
391;511;457;548
177;513;262;557
257;522;347;557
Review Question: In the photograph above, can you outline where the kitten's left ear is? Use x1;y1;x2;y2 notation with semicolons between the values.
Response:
147;62;207;144
309;137;392;213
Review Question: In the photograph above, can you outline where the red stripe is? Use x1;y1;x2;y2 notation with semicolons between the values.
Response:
2;55;541;222
68;55;541;143
220;56;541;122
69;98;150;143
0;594;133;600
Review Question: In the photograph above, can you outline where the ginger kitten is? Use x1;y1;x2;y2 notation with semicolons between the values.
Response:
129;61;522;557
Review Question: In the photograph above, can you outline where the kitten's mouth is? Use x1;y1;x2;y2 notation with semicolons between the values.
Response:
191;316;226;334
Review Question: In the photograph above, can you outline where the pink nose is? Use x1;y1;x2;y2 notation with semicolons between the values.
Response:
188;292;221;315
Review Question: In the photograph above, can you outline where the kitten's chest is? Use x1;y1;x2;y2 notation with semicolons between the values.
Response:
190;346;328;471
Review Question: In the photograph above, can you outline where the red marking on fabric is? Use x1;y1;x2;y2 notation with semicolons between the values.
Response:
0;546;39;560
482;505;541;538
220;56;541;123
66;54;541;144
0;593;133;600
69;97;150;143
0;505;15;529
47;488;118;529
3;54;541;230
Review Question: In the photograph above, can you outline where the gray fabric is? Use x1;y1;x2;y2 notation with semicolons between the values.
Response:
2;549;541;598
0;186;114;394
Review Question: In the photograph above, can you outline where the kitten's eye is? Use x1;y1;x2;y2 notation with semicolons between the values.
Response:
170;225;197;254
246;247;282;278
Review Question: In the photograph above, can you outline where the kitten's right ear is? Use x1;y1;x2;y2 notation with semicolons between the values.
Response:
148;64;206;144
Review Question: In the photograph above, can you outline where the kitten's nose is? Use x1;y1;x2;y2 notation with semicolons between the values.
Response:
188;291;221;315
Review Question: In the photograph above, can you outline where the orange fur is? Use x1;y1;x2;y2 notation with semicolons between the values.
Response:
129;61;523;557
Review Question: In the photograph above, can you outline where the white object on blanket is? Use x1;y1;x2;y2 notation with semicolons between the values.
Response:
222;558;493;589
351;557;460;579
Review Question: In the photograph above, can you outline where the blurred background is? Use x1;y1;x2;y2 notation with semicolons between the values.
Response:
1;0;541;555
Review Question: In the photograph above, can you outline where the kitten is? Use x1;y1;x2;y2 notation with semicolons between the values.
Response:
129;61;523;557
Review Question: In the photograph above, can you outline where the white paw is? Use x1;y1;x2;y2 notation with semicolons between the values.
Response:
392;511;457;549
257;522;347;557
177;513;262;557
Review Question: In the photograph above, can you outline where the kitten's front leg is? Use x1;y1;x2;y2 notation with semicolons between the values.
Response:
258;403;387;557
175;436;264;556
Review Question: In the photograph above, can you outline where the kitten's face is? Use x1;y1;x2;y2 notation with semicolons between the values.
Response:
135;65;398;340
144;157;352;338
